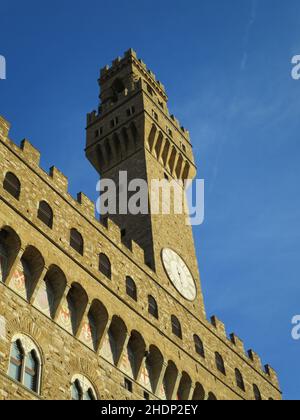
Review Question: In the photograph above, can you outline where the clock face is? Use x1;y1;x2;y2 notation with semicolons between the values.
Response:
162;248;197;301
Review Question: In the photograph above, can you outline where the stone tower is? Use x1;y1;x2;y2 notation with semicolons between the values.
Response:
86;49;205;318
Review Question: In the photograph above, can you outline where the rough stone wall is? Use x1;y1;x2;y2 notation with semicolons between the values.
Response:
0;115;281;400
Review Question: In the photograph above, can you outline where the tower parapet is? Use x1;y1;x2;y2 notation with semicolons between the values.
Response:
99;49;167;101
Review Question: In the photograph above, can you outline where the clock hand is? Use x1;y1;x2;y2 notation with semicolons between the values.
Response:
177;268;183;288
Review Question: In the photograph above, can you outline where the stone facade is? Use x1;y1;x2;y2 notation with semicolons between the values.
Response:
0;50;282;400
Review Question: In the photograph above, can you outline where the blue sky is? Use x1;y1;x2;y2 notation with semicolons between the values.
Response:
1;0;299;400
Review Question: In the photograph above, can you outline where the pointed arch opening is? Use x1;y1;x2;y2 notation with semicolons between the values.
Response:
101;316;128;367
161;361;178;400
34;265;67;319
0;226;21;283
112;133;122;161
68;283;88;336
129;122;138;148
154;131;164;160
175;154;184;179
10;246;45;302
144;345;164;395
57;282;88;336
120;330;145;380
148;124;157;152
80;299;109;352
193;382;205;401
177;371;192;400
71;375;97;400
162;140;171;166
207;392;217;401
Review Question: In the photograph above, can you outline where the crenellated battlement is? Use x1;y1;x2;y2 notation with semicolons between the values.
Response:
170;114;190;138
49;166;69;193
208;316;280;387
230;332;245;354
0;115;10;137
100;49;167;101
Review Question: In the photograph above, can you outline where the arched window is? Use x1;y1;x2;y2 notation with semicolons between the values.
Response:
38;201;53;228
194;335;205;358
171;315;182;339
3;172;21;200
99;253;111;279
71;375;97;400
8;335;41;394
126;277;137;301
253;384;262;401
235;368;245;391
215;352;226;375
148;295;158;319
8;340;24;382
70;229;84;255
